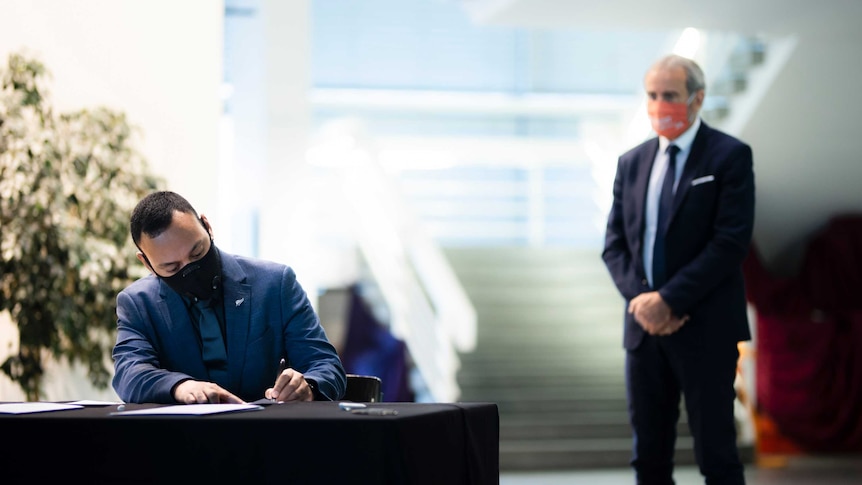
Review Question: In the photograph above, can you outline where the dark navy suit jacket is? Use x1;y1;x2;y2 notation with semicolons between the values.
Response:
602;121;755;350
112;249;346;403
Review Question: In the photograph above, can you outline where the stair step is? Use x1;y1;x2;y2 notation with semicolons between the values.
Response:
502;437;640;454
462;389;627;403
499;411;689;426
472;333;622;345
475;331;621;342
501;424;634;440
499;412;690;440
463;397;628;414
464;287;619;303
470;354;619;364
460;364;621;373
461;360;621;370
502;410;630;424
474;307;623;323
465;344;621;356
458;371;624;384
499;437;699;471
458;371;625;384
500;442;756;471
459;387;628;402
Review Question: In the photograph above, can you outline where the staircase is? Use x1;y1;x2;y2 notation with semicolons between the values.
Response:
446;246;698;470
700;35;766;126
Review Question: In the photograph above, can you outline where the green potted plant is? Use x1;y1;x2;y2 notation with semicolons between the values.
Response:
0;52;163;400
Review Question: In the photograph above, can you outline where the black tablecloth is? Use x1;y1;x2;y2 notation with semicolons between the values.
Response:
0;401;498;485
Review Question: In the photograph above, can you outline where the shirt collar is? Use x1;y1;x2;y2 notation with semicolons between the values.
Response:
659;116;701;155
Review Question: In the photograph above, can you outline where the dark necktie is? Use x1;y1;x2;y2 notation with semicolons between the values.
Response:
652;144;679;288
193;299;229;386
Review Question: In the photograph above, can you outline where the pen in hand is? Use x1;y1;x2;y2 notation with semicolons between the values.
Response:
271;358;287;402
277;357;287;380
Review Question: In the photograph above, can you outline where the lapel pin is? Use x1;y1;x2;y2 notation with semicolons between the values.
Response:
235;298;245;307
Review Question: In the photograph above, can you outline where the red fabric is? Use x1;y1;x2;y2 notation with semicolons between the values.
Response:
743;215;862;452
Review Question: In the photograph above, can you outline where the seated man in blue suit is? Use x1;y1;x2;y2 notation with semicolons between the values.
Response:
112;191;346;404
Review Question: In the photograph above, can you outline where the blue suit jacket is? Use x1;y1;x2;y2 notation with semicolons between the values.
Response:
112;249;346;403
602;122;755;350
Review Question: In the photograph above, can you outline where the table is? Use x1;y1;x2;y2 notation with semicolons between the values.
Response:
0;401;498;485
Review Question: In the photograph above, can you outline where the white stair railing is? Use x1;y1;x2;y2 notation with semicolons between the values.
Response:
712;34;797;137
307;119;476;402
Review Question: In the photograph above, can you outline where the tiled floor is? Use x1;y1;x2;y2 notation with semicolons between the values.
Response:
500;454;862;484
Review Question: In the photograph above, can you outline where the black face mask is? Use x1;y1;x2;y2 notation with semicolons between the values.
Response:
159;241;222;301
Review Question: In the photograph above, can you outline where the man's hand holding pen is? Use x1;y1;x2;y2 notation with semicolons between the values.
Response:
265;358;315;403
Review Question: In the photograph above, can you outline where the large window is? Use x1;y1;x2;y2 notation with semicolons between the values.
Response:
224;0;673;250
308;0;668;248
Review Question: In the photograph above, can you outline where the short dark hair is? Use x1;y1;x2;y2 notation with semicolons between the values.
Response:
130;191;198;247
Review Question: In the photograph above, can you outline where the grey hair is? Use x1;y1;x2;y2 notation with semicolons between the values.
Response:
650;54;706;95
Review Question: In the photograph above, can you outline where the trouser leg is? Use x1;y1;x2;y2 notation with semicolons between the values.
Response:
626;336;680;485
674;342;745;485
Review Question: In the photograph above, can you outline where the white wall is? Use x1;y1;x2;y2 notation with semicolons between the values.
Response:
0;0;223;401
741;34;862;272
0;0;223;217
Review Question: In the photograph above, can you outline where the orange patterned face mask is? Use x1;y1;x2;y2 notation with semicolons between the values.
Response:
648;93;696;140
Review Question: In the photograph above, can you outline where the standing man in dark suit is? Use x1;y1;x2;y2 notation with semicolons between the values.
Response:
602;54;754;484
112;191;346;404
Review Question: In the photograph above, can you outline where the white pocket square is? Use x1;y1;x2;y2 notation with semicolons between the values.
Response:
691;175;715;186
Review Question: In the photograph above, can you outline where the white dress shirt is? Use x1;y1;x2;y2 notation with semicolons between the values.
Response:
642;117;702;288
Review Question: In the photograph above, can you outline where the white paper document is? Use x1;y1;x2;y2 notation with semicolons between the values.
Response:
111;403;263;416
0;402;84;414
69;400;123;406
